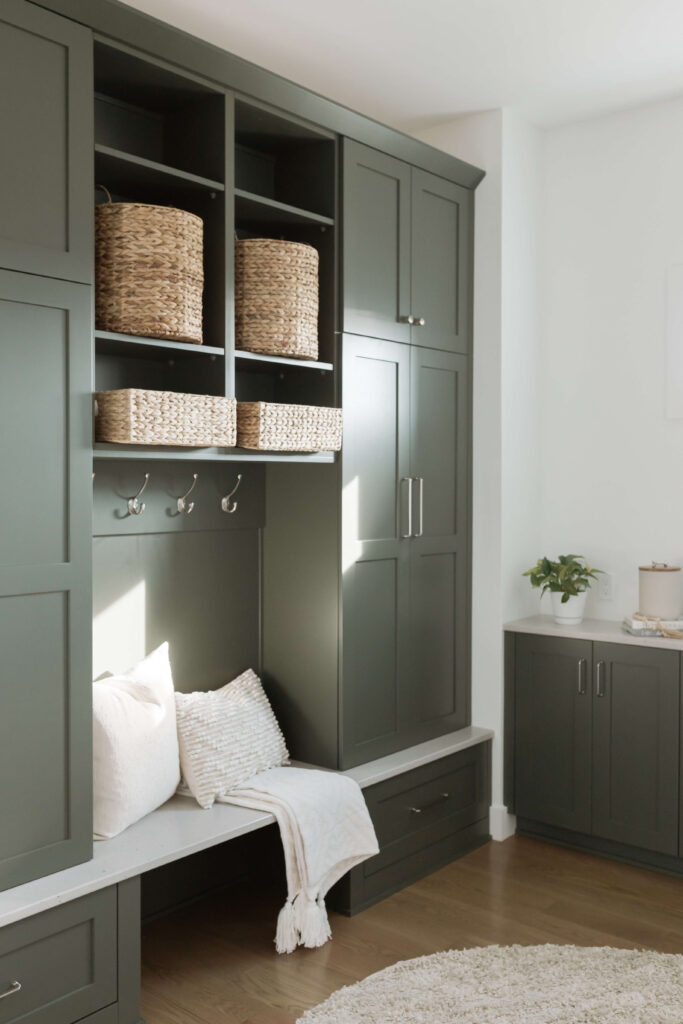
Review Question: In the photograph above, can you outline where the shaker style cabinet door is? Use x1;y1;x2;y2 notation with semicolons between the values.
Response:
342;140;412;344
514;635;592;833
406;348;469;741
341;335;412;767
410;169;471;355
0;269;92;892
0;0;92;282
592;643;679;855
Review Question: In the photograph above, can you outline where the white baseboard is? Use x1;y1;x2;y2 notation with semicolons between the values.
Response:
489;804;516;841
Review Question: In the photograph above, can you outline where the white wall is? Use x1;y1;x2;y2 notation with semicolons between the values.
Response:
414;110;542;838
541;95;683;619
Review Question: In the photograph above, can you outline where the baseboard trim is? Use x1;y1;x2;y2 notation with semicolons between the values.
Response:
489;804;516;841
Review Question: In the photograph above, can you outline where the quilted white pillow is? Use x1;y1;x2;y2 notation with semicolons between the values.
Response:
175;668;289;809
93;642;180;839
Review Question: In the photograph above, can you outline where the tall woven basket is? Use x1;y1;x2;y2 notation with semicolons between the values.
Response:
95;190;204;344
235;238;319;360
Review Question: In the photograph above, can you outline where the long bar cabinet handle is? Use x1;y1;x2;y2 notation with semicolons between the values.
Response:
400;476;413;538
577;657;587;695
414;477;424;537
409;793;449;814
0;981;21;1001
596;660;606;697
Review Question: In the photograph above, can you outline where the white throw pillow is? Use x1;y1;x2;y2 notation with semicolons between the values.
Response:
175;668;289;809
93;642;180;839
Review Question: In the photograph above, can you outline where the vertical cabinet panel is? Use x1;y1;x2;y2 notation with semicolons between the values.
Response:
408;349;469;736
0;0;92;282
342;141;411;344
411;170;471;354
0;270;92;891
341;336;411;766
592;643;679;855
514;635;592;833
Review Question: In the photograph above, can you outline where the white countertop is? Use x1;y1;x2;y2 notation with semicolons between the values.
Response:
504;615;683;651
0;726;493;929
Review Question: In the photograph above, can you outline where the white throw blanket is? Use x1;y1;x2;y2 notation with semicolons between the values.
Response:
221;766;379;953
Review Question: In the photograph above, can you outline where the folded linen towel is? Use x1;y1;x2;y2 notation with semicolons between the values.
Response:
221;766;379;953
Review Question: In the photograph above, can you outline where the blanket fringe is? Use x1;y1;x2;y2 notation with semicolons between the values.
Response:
275;898;298;955
299;894;332;949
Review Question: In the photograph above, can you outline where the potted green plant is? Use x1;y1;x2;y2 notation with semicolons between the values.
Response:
523;554;603;625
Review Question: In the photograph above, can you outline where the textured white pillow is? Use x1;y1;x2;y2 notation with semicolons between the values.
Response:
175;668;289;809
93;642;180;839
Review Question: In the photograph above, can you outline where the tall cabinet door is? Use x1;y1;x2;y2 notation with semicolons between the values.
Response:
0;0;92;282
406;348;469;742
0;270;92;891
592;643;679;855
514;635;592;832
411;170;471;354
342;140;412;344
341;335;411;767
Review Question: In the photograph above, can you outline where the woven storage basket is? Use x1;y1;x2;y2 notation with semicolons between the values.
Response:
95;194;204;344
235;238;319;360
95;389;236;447
237;402;342;452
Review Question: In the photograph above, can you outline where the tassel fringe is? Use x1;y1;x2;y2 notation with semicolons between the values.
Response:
275;898;298;954
275;892;332;953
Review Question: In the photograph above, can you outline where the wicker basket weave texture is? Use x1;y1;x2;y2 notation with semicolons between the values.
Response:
235;238;319;360
237;402;342;452
95;201;204;344
95;389;236;447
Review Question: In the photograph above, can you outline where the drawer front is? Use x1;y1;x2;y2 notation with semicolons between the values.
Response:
363;744;490;878
0;888;117;1024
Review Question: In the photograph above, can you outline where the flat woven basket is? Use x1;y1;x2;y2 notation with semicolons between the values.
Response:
95;389;236;447
235;238;319;360
95;193;204;344
237;402;342;452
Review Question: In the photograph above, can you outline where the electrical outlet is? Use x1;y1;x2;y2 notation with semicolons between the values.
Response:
598;572;614;601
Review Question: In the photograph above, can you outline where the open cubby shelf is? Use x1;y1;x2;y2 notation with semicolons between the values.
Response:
234;188;333;228
95;331;224;361
93;443;336;464
95;144;225;196
235;350;333;373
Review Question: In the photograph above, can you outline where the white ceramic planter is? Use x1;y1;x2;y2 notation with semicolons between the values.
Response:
551;590;587;625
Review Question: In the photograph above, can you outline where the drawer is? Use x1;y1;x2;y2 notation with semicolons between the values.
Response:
0;888;117;1024
331;742;491;914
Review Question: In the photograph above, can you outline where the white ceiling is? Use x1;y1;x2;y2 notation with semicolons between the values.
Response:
120;0;683;131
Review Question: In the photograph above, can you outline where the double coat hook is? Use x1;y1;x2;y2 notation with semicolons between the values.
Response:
221;474;242;514
127;473;150;516
177;473;199;515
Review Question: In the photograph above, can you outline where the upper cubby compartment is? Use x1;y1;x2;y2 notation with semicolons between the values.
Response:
235;98;335;223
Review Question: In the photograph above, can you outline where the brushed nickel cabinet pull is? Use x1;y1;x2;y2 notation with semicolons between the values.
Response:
398;314;415;325
413;316;426;326
596;660;607;697
414;477;424;538
400;476;414;538
0;981;21;1001
409;792;450;814
577;657;587;695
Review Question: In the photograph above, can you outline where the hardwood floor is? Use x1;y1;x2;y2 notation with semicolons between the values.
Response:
141;835;683;1024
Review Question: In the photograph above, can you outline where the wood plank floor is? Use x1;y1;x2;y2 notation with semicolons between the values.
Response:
141;835;683;1024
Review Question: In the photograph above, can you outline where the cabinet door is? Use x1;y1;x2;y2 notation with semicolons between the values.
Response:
342;140;411;344
514;635;592;832
341;335;411;767
0;270;92;892
592;643;679;855
410;169;472;354
0;0;92;282
406;348;469;742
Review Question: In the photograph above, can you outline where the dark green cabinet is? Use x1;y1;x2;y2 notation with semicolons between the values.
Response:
343;140;471;354
592;643;679;855
514;635;592;833
0;269;92;892
341;337;469;765
511;632;682;863
0;0;92;283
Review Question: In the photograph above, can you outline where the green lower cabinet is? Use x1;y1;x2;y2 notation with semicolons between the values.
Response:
510;632;683;868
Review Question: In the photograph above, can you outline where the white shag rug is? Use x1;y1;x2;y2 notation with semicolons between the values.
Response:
296;944;683;1023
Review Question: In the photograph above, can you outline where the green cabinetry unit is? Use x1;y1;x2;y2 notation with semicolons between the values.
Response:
343;140;471;354
507;627;682;872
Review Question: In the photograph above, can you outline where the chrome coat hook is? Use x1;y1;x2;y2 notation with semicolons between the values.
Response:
127;473;150;516
221;473;242;514
177;473;198;515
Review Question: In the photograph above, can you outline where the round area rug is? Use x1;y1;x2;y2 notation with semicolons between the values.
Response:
296;944;683;1023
